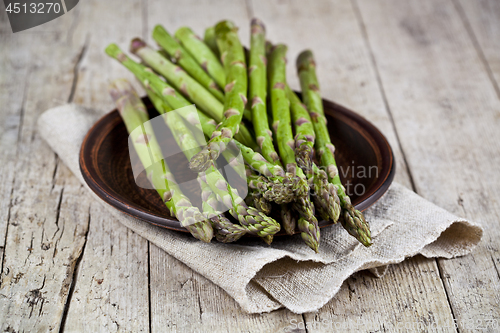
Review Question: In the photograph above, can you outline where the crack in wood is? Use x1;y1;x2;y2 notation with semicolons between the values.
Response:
58;209;91;333
67;35;90;103
1;66;33;280
435;258;460;333
26;275;47;319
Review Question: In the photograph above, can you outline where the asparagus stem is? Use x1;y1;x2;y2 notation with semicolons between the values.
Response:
131;38;223;121
152;25;224;102
249;18;281;166
287;85;341;223
189;21;249;172
108;79;213;242
297;50;371;246
269;44;319;252
175;27;226;89
204;26;220;58
105;43;257;149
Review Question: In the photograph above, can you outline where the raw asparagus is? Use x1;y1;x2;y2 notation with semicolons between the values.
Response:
131;38;223;120
249;18;280;166
159;103;280;238
189;20;248;172
152;25;224;102
297;50;371;246
175;27;225;89
171;100;296;204
245;166;272;215
108;78;213;242
269;44;319;252
287;85;341;222
204;26;219;58
105;43;257;149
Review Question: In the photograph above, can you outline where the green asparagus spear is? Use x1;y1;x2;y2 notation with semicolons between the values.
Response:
269;44;319;252
108;79;213;242
297;50;371;246
249;18;280;166
204;26;220;58
105;43;257;149
175;27;225;89
152;25;224;102
287;85;341;223
189;20;249;172
259;40;299;236
131;38;223;120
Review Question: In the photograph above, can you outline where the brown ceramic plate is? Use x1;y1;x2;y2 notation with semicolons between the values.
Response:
80;96;395;235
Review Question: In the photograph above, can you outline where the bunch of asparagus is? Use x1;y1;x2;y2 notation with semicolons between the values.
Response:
105;18;372;252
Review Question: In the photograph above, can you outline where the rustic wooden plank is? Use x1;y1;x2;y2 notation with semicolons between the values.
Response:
145;0;251;45
60;0;152;331
63;202;150;332
0;37;30;282
356;0;500;331
455;0;500;97
0;13;93;331
149;244;304;333
250;0;456;331
145;1;305;331
69;0;146;109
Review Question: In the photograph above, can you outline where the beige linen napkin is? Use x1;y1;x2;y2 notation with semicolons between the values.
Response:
37;104;483;314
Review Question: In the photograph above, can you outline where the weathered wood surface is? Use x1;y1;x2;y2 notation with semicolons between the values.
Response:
356;1;500;332
0;0;498;332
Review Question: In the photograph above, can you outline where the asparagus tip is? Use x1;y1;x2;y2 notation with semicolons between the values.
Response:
340;207;372;247
262;235;273;245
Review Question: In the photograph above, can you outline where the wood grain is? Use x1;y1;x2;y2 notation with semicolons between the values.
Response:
0;12;92;331
58;0;152;331
455;0;500;97
149;244;304;333
356;0;500;330
63;202;150;332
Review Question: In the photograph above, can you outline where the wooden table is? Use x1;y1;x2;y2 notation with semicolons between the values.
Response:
1;0;499;331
